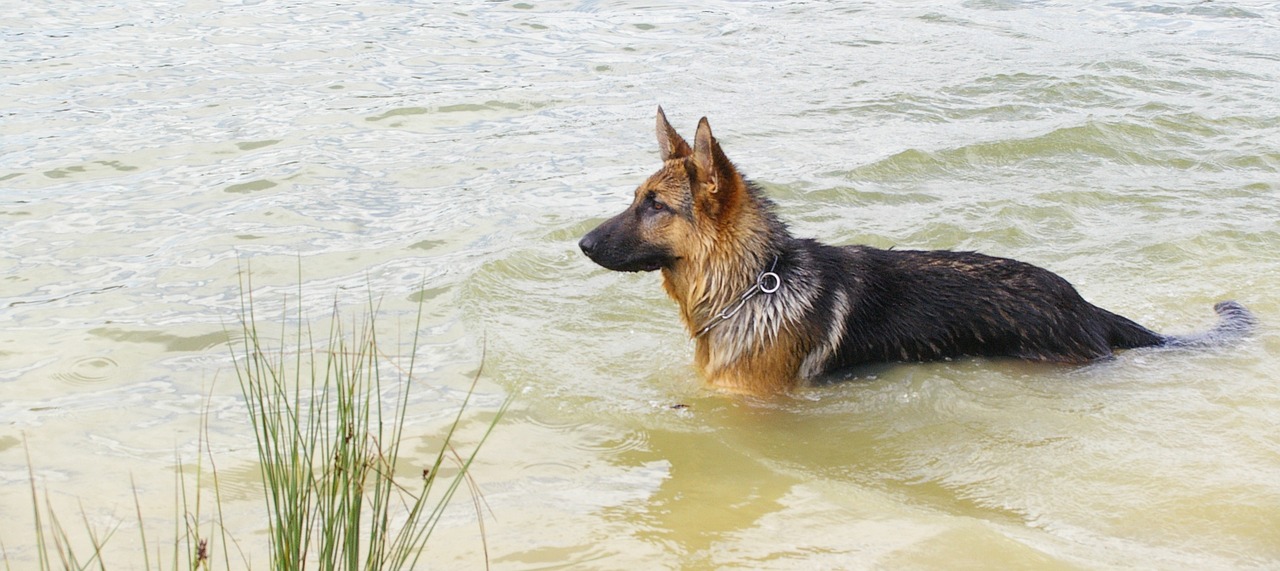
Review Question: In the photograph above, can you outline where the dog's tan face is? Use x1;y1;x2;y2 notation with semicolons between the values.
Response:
577;165;690;272
579;107;743;272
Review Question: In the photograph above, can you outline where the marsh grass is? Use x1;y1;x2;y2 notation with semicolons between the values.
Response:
234;280;507;570
5;277;506;570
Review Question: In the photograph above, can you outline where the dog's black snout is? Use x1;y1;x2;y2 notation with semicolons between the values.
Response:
578;232;599;257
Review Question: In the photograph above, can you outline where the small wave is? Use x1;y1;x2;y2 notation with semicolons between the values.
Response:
52;356;120;386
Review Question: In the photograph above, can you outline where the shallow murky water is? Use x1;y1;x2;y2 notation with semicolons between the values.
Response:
3;1;1279;569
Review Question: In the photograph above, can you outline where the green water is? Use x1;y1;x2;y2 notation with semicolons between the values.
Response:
2;1;1278;569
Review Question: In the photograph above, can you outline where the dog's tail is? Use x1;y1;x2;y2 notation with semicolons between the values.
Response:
1106;300;1256;351
1160;301;1257;348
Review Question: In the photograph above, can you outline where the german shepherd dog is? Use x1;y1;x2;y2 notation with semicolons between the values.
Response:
579;108;1256;395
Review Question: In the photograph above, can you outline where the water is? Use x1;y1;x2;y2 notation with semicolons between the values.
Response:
3;1;1278;568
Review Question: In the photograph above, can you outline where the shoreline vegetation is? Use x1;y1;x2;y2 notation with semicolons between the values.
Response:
7;277;507;570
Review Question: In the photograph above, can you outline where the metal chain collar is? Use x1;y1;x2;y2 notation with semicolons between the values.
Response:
694;256;781;338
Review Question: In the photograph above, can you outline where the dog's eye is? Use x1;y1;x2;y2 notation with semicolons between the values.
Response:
645;192;667;212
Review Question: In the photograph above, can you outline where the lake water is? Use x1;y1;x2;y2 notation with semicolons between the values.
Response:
2;1;1278;568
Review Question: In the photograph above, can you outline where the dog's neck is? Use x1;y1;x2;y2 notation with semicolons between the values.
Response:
660;209;790;339
659;209;804;395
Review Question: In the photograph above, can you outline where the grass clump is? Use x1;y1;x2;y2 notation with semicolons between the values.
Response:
233;284;508;570
6;278;505;570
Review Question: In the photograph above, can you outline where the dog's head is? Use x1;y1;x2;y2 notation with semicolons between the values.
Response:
578;107;751;272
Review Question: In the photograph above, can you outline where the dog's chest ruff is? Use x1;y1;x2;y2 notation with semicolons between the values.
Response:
695;253;826;377
695;256;782;338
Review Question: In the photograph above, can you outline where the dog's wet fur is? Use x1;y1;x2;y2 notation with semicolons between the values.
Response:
579;107;1255;395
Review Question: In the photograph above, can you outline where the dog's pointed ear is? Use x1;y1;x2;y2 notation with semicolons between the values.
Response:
692;117;746;219
693;117;721;194
656;106;692;160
